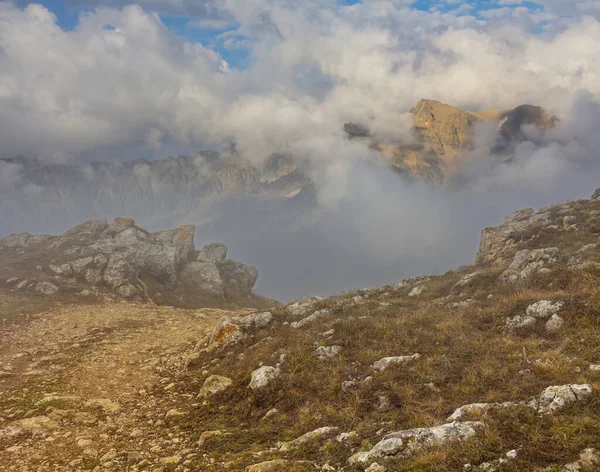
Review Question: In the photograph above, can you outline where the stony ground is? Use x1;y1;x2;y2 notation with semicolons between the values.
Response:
0;299;250;471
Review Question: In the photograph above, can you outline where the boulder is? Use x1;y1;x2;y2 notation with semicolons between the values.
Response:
314;345;343;359
526;300;563;318
286;297;322;316
527;384;592;414
207;317;244;350
49;263;72;276
219;260;258;296
505;314;536;331
249;366;280;390
545;314;564;332
181;261;224;297
500;248;559;283
198;375;233;398
349;421;483;465
35;282;59;295
103;254;136;289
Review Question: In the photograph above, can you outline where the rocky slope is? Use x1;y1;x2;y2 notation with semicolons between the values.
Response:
0;217;273;309
1;192;600;470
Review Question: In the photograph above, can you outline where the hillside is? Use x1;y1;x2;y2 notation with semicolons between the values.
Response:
1;193;600;470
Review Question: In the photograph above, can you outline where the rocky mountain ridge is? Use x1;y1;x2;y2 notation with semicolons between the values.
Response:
0;217;273;309
0;99;556;238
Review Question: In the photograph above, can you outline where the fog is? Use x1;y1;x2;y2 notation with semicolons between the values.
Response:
2;1;600;301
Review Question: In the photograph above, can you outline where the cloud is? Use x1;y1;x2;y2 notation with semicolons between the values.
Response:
2;1;600;299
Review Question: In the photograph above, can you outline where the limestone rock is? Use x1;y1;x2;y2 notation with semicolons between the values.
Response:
373;354;420;371
238;312;273;329
279;426;339;451
545;314;564;332
249;366;280;390
526;300;563;318
409;285;425;297
35;282;59;295
527;384;592;414
565;448;600;471
349;421;483;465
0;416;59;437
291;309;330;329
286;297;322;316
505;314;536;331
453;271;482;289
197;243;228;263
207;317;244;350
181;261;224;297
314;345;343;359
199;375;233;398
476;209;551;263
500;248;558;283
49;263;72;276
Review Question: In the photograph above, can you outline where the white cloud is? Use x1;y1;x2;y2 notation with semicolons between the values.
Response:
1;0;600;194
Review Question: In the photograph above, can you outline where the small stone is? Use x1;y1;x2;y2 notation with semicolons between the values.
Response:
545;314;564;332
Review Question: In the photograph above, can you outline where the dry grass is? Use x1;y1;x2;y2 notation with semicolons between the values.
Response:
171;200;600;470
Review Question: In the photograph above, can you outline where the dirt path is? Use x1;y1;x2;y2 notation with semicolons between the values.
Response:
0;301;246;471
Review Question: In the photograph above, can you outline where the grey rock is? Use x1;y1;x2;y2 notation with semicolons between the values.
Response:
249;366;280;390
314;345;343;359
181;261;224;297
71;257;94;274
35;282;59;295
197;243;228;263
48;263;72;276
526;300;563;318
545;314;564;332
500;248;559;283
373;354;420;371
505;314;536;331
349;421;483;465
238;312;273;329
291;309;331;329
219;259;258;296
279;426;339;451
103;254;135;289
198;375;233;398
207;317;244;350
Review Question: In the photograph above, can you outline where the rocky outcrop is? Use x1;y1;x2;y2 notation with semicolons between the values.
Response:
0;217;268;307
349;421;483;465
